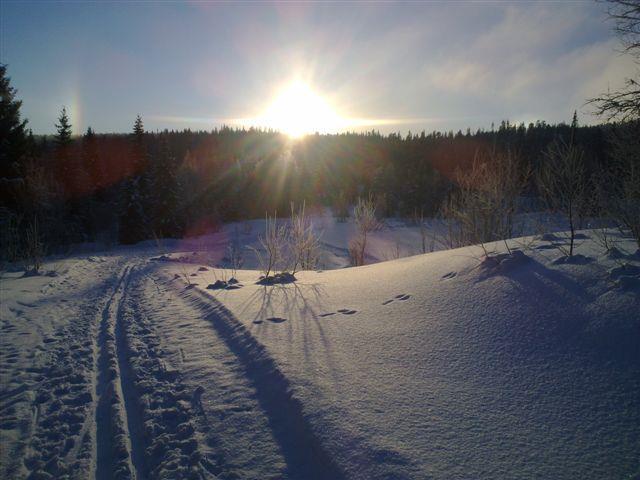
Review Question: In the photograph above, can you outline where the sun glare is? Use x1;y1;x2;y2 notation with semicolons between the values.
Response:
258;82;344;138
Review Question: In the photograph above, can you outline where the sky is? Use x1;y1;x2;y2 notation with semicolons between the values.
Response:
1;0;637;136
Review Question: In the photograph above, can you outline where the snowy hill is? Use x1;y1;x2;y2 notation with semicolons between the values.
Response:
1;230;639;479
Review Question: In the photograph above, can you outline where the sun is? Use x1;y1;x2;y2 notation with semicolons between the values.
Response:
258;82;344;138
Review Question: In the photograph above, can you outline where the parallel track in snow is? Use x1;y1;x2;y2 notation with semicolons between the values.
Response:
95;264;141;480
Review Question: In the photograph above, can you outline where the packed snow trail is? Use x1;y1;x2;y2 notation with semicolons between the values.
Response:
95;265;138;480
132;262;344;479
0;255;129;479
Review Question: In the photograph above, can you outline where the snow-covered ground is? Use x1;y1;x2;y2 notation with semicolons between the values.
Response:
1;220;639;479
110;209;576;272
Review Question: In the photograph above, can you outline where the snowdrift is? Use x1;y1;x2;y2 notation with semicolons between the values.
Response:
1;231;639;479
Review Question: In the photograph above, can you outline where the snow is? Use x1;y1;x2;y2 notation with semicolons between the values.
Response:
1;224;639;479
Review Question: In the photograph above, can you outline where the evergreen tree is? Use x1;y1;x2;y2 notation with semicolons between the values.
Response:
119;175;147;244
0;64;29;179
133;114;144;138
119;116;148;244
149;137;182;237
55;107;72;147
83;126;99;186
54;106;79;199
570;110;578;146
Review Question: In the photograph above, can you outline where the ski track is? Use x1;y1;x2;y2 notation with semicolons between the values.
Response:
1;257;129;479
95;265;136;480
137;262;345;480
3;257;344;479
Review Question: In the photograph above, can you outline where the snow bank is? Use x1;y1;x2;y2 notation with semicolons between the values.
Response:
2;230;639;479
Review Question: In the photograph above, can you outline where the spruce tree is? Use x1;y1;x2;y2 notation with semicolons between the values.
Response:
133;114;144;138
55;107;72;147
570;110;578;146
0;64;29;179
119;116;148;244
54;106;79;199
83;126;99;186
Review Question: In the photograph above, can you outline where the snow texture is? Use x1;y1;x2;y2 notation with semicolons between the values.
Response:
1;227;639;479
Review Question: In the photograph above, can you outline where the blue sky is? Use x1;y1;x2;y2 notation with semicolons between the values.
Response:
2;1;636;135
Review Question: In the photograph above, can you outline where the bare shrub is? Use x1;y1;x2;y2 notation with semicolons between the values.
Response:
593;223;619;254
597;122;640;248
443;149;530;253
24;217;45;274
348;236;366;266
413;208;435;254
384;241;401;260
537;139;588;256
252;212;287;278
227;227;244;279
288;202;321;274
349;196;378;266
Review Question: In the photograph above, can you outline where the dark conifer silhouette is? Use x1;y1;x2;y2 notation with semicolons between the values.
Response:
149;137;182;237
55;107;72;148
133;114;144;137
119;116;149;244
0;64;29;180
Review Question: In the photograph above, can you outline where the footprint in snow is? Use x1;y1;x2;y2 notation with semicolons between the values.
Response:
254;318;287;324
382;294;411;305
266;317;287;323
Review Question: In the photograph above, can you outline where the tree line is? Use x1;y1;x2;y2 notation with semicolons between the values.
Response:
1;64;638;266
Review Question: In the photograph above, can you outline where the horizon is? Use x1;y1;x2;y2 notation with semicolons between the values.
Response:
2;1;636;136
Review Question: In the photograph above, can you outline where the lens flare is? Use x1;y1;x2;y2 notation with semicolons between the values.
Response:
256;82;343;138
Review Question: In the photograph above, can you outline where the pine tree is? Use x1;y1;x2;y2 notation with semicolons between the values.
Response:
570;110;578;146
55;107;72;147
54;106;79;198
0;64;29;179
133;114;144;138
80;126;101;192
119;116;149;244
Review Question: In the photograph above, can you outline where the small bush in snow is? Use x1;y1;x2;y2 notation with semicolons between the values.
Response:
252;212;287;279
227;227;244;278
597;122;640;249
349;196;378;266
443;149;530;253
537;138;588;257
288;202;321;274
413;208;436;254
24;217;45;274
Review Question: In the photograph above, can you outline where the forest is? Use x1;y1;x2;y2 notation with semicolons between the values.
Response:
0;62;638;263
